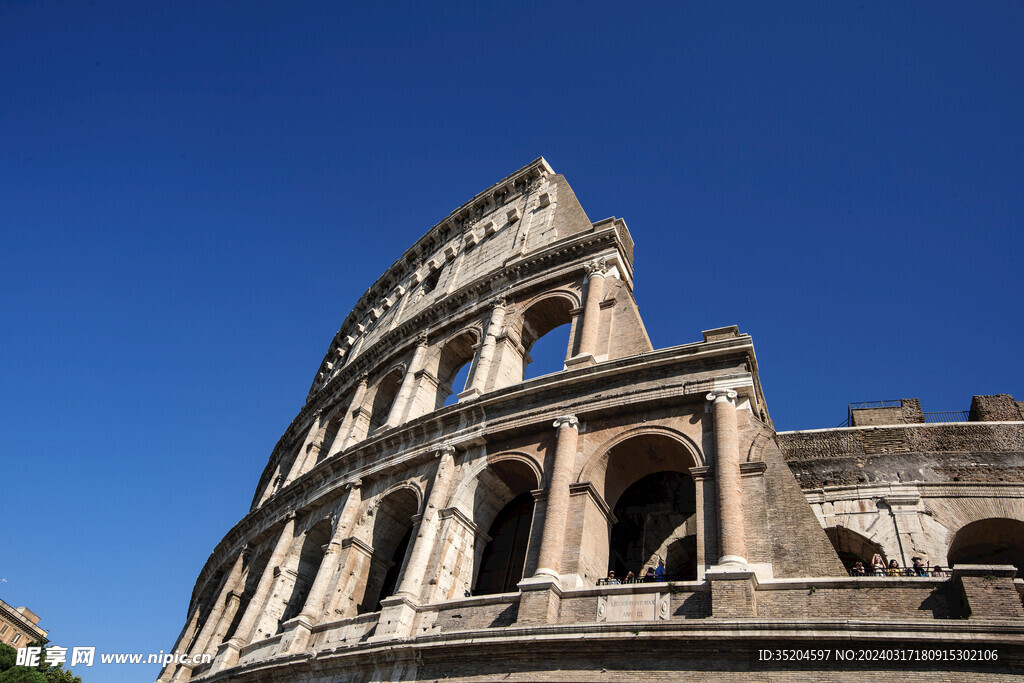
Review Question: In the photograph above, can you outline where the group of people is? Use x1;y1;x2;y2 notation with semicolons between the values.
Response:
849;553;944;577
604;559;666;585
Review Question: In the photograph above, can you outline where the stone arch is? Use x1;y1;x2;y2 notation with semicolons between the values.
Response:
746;430;773;462
365;366;404;434
278;517;333;629
485;452;543;489
825;525;886;573
358;484;422;614
181;567;227;656
947;517;1024;574
579;426;705;503
579;431;703;582
517;291;579;379
429;328;481;409
470;454;543;595
315;413;345;462
220;543;272;644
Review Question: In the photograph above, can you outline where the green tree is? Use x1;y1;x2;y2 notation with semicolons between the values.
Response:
0;643;15;672
0;667;48;683
5;644;82;683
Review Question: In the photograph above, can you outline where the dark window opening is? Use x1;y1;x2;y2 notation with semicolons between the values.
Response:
609;471;697;580
422;269;441;294
375;525;413;611
475;493;535;595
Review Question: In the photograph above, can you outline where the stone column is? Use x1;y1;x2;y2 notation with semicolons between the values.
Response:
386;334;429;427
707;390;747;567
464;300;506;398
286;415;327;483
534;416;579;579
372;445;457;641
573;261;607;361
338;375;369;449
396;445;457;600
210;515;296;673
282;481;363;653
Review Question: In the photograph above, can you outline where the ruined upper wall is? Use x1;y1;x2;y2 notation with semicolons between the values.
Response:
305;158;628;401
778;398;1024;489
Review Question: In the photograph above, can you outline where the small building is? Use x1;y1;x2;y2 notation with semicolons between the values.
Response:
0;599;47;649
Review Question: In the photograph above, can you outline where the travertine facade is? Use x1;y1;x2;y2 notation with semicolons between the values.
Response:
159;160;1024;682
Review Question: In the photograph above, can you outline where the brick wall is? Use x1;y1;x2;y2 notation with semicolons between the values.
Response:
434;598;520;632
757;581;962;619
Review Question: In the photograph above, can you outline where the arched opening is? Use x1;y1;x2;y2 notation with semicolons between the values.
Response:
367;369;403;433
444;363;472;407
434;332;477;409
598;434;699;581
825;526;885;573
359;488;419;614
221;548;271;642
317;412;344;462
279;518;333;629
183;569;225;654
520;297;574;381
476;493;535;595
948;518;1024;574
610;472;697;580
472;458;541;595
422;267;441;295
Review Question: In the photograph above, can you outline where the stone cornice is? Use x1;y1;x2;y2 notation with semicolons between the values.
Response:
569;481;616;525
439;507;490;542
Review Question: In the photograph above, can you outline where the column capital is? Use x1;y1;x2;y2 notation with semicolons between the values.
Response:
553;415;579;430
342;478;362;491
706;389;738;405
584;258;608;277
434;443;456;458
415;331;429;347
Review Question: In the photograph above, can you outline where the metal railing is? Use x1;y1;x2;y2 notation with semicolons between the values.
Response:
835;403;971;427
923;411;970;423
848;567;945;578
596;575;687;585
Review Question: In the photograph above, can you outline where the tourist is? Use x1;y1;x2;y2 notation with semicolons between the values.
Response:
912;556;927;577
654;558;666;581
932;564;945;577
625;570;636;583
606;570;620;585
871;553;885;576
887;559;901;576
851;561;866;576
644;566;656;581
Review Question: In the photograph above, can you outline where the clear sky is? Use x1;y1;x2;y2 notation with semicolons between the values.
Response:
2;2;1021;681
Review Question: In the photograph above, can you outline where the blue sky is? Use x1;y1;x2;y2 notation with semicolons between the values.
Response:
2;2;1021;681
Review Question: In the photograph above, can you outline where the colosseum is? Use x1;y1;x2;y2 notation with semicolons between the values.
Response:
158;159;1024;681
